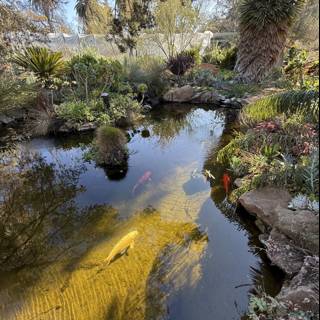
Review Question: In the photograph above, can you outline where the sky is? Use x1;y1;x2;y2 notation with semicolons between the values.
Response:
63;0;213;33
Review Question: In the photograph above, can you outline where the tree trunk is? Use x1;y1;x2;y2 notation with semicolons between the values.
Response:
235;23;289;83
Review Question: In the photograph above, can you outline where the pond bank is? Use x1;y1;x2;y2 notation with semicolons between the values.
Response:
239;187;319;317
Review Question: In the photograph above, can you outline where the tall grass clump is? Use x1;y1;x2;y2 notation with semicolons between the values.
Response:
123;56;167;98
241;90;319;125
95;126;128;166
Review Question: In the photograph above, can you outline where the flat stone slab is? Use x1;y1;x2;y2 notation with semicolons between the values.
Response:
239;188;292;227
274;207;319;255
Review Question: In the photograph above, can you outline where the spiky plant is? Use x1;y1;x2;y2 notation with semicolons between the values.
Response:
12;46;65;82
235;0;306;83
241;90;319;124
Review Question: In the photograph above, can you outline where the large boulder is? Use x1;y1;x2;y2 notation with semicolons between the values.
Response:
163;85;195;103
260;229;305;276
239;188;292;228
278;256;319;314
274;207;319;255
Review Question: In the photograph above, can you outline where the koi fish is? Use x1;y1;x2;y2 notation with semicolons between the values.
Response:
132;171;152;194
222;173;231;194
204;170;215;181
105;231;139;266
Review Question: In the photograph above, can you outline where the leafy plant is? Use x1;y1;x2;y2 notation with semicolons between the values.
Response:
123;56;167;98
167;51;196;76
68;50;125;100
12;47;65;83
185;69;216;87
203;45;237;70
56;99;108;124
0;72;37;113
108;93;142;124
300;149;319;196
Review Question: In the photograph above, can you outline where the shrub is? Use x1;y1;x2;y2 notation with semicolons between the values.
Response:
67;49;126;100
109;93;142;125
12;47;65;84
185;68;216;87
0;72;37;113
203;45;237;70
95;126;128;166
123;56;168;98
56;99;108;124
184;47;202;65
167;51;195;76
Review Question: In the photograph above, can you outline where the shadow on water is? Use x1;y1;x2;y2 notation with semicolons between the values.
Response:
0;105;284;320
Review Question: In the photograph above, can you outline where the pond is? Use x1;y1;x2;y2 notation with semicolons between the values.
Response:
0;105;283;320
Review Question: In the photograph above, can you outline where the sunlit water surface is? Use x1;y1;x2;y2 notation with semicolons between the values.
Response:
0;105;282;320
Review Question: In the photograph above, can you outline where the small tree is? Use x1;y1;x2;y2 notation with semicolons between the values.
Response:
150;0;202;58
109;0;154;55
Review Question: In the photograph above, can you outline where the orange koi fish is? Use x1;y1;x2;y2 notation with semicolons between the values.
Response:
222;173;231;194
132;171;152;194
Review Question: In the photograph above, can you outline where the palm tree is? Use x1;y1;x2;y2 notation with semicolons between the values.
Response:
75;0;111;33
31;0;61;32
75;0;90;21
235;0;306;83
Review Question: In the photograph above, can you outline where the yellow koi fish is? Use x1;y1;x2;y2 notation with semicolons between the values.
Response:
105;231;139;266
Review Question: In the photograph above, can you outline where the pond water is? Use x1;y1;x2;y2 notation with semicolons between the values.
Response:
0;105;283;320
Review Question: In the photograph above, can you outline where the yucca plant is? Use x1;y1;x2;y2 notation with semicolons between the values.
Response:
12;47;65;84
235;0;306;83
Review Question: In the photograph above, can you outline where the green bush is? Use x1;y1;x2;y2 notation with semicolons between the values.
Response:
0;72;37;113
108;93;142;122
67;49;126;100
123;56;168;98
185;68;216;87
203;45;237;70
56;99;109;124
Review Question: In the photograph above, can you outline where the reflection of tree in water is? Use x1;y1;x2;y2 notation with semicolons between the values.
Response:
150;105;195;147
0;151;86;271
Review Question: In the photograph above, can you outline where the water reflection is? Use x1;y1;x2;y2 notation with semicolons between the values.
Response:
0;151;85;271
0;106;282;320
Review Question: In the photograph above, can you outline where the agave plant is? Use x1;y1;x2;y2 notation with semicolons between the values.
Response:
235;0;306;83
12;46;65;83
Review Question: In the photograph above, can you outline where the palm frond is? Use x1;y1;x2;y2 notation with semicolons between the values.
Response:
242;90;319;124
239;0;306;30
75;0;90;19
12;46;65;80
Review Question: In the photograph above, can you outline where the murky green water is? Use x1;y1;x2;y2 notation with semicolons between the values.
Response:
0;105;283;320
